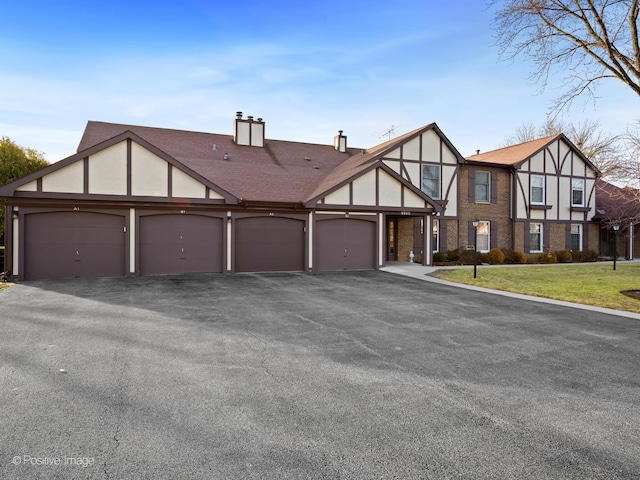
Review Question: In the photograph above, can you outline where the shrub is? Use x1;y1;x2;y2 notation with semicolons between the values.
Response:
487;247;506;264
446;249;460;262
539;251;558;264
557;249;573;263
512;250;527;264
433;251;447;263
459;248;477;265
577;250;599;262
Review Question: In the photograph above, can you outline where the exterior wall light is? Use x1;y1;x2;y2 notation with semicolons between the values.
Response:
11;210;19;219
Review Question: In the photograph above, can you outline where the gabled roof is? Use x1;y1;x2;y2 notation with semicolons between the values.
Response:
466;133;600;175
466;134;563;167
0;120;456;209
78;121;363;204
304;123;459;209
0;130;238;202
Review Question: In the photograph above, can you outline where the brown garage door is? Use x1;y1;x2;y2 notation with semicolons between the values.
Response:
316;218;376;271
235;217;305;272
24;211;126;280
139;214;223;276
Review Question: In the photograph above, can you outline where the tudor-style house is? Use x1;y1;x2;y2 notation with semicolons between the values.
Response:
461;134;600;255
0;114;444;280
0;115;602;280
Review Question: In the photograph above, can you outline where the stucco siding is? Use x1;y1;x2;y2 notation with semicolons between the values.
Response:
324;184;350;205
403;188;425;208
16;180;37;192
403;137;420;160
88;142;127;195
378;170;401;207
530;151;544;172
404;162;419;185
352;170;376;205
172;168;207;199
421;130;440;161
42;161;84;193
383;160;401;175
131;143;168;197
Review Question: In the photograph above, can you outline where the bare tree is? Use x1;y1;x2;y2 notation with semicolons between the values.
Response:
493;0;640;111
615;119;640;188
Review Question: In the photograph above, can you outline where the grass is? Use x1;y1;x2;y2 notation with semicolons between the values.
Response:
431;262;640;314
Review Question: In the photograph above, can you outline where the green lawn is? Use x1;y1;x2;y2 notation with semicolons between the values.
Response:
432;262;640;314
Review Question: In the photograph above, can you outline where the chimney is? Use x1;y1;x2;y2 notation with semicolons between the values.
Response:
234;113;265;147
475;149;480;155
334;130;347;153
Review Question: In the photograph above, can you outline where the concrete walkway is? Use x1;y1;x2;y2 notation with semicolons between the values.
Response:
381;261;640;320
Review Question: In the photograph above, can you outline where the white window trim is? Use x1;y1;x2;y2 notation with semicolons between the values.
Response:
572;179;585;207
530;222;543;253
421;164;441;200
475;171;490;203
530;175;545;205
477;220;490;253
571;224;583;251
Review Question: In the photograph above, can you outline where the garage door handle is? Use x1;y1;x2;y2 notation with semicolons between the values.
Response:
76;251;80;256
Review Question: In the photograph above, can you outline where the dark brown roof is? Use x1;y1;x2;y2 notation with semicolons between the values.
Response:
79;121;364;204
595;179;640;221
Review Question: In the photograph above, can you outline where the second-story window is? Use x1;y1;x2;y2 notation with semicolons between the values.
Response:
475;171;490;203
422;165;440;199
572;179;585;206
531;175;544;204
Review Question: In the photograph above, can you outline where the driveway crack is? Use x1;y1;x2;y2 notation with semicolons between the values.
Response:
103;346;128;479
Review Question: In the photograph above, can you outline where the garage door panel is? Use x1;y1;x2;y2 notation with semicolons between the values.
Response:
235;217;305;272
316;218;376;271
24;212;126;280
139;214;223;276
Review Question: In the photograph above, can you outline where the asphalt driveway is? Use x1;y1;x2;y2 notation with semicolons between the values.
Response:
1;271;639;479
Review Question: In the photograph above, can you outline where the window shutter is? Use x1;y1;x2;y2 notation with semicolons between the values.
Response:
490;222;498;250
468;220;475;248
468;169;475;203
565;223;572;250
524;222;531;252
440;220;447;252
543;223;550;251
491;173;498;204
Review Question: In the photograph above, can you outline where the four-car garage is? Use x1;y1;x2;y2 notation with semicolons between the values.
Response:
16;210;384;280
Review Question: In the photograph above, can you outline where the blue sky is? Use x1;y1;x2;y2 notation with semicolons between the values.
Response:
1;0;638;161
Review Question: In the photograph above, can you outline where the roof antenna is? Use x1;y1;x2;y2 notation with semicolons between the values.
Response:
374;124;400;141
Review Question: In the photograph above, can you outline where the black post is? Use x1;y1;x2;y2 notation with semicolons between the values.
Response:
613;228;618;271
473;221;478;279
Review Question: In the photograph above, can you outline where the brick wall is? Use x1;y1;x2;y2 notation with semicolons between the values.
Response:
456;166;512;252
397;217;415;262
